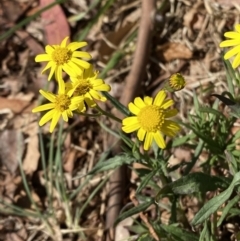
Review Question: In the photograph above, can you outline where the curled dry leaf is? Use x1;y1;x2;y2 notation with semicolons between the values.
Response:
156;42;193;62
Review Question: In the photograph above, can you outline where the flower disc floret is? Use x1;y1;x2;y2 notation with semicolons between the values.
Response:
137;106;165;132
55;94;71;112
52;47;72;65
122;90;180;150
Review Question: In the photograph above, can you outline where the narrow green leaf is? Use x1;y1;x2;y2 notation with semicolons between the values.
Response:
160;224;198;241
136;169;157;194
115;199;154;225
88;154;135;174
103;91;130;116
217;195;239;227
191;172;240;226
156;173;228;200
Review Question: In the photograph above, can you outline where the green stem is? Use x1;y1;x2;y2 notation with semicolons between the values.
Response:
95;105;122;123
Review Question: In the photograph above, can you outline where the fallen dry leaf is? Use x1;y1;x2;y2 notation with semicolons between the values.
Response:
0;97;34;114
40;0;70;44
156;42;193;62
23;135;40;175
0;130;24;174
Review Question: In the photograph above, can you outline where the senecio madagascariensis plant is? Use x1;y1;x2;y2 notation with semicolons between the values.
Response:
33;36;183;150
220;24;240;69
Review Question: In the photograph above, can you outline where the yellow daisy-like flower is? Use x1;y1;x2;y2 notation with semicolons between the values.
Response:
32;80;85;133
35;36;92;80
67;65;111;109
122;90;180;150
219;24;240;69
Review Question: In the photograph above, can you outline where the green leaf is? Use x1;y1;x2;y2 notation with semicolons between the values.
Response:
217;195;239;227
115;199;154;225
102;91;130;116
156;173;228;200
160;224;198;241
136;169;157;194
191;172;240;226
88;154;135;174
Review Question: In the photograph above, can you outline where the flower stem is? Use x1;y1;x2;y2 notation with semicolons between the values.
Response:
95;105;122;123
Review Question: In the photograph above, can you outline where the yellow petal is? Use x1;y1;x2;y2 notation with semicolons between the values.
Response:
45;45;54;54
144;96;153;105
57;77;65;95
134;97;146;109
153;132;166;149
224;31;240;39
128;102;140;115
39;109;55;126
137;128;146;141
232;52;240;69
122;116;138;126
35;54;51;62
165;109;178;118
68;42;88;51
62;62;79;76
143;132;153;150
50;111;61;133
39;90;56;102
161;120;180;137
72;51;92;59
61;36;69;47
48;64;57;80
153;90;166;106
220;39;240;47
161;99;174;109
62;111;68;122
71;58;91;69
41;61;53;74
32;103;55;113
224;45;240;59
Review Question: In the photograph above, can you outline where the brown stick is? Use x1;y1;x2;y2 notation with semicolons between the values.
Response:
105;0;156;240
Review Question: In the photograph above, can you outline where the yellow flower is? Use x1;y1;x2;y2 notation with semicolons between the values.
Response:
35;37;92;80
219;24;240;69
122;90;180;150
166;73;186;92
67;65;111;109
32;80;85;133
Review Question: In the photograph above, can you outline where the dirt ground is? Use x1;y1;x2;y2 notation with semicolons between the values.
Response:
0;0;239;240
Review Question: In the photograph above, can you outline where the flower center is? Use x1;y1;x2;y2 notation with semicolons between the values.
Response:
169;73;186;91
75;79;92;95
137;105;165;132
52;47;72;65
55;94;71;112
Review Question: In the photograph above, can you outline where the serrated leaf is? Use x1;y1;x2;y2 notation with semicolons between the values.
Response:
88;154;135;174
156;173;228;200
115;199;154;225
191;172;240;226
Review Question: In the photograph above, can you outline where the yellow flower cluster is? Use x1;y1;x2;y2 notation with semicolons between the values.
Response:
33;37;183;150
33;37;111;133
